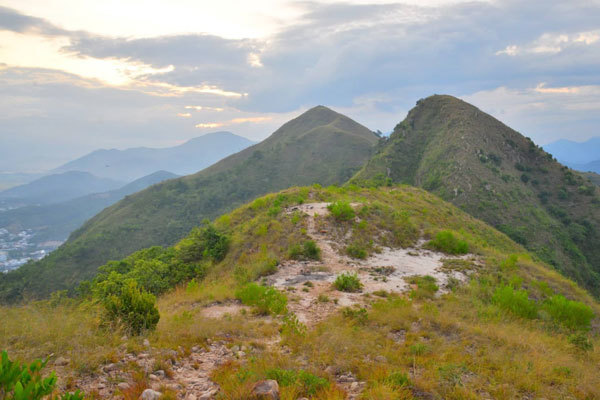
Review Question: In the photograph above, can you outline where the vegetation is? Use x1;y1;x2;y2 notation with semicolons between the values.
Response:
327;201;356;221
101;280;160;335
1;185;599;399
288;240;321;261
0;351;83;400
334;272;363;292
427;230;469;255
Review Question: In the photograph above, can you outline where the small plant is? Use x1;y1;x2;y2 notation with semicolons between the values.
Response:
0;351;84;400
409;343;429;356
327;201;355;221
288;240;321;261
568;332;594;352
406;275;439;299
102;280;160;335
346;242;368;259
334;272;363;292
383;371;411;388
265;368;329;396
235;283;288;315
317;294;329;302
280;313;307;336
427;231;468;255
492;285;537;319
186;279;199;293
543;295;594;331
342;307;368;325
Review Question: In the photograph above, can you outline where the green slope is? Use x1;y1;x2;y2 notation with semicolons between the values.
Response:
352;95;600;295
0;106;378;302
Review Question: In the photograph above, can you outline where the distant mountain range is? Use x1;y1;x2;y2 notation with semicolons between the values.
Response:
0;171;124;207
0;170;178;244
544;137;600;173
51;132;255;182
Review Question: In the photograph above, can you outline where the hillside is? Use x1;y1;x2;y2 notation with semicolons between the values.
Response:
0;171;178;244
352;95;600;295
0;171;124;207
573;159;600;174
1;185;598;399
0;106;379;302
52;132;254;182
583;172;600;186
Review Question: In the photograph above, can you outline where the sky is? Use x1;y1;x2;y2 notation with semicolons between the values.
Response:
0;0;599;172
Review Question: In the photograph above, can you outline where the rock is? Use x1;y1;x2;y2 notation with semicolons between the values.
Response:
143;339;151;347
154;370;165;378
148;374;159;381
117;382;130;391
54;357;70;366
97;383;106;390
191;346;201;353
140;389;162;400
374;355;387;363
121;335;128;341
231;345;240;352
103;363;119;372
350;382;359;390
236;351;246;358
251;380;280;399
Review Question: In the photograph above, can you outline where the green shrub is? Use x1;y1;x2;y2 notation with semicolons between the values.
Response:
265;368;329;396
280;313;307;336
327;201;355;221
427;231;468;255
383;371;411;388
0;351;84;400
568;332;594;352
334;272;363;292
543;295;594;330
342;307;368;325
492;285;537;319
178;224;230;263
288;240;321;261
235;283;287;315
102;280;160;335
406;275;439;299
346;243;368;259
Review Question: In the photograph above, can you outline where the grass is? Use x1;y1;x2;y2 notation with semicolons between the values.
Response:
235;283;288;315
333;273;363;292
427;230;469;255
327;201;356;221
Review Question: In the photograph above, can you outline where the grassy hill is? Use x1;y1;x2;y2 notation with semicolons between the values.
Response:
351;95;600;295
0;106;378;302
1;185;598;399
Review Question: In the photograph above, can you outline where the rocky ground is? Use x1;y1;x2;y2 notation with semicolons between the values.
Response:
61;202;477;399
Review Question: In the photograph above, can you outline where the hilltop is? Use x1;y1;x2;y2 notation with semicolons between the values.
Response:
52;132;255;182
0;106;379;302
352;95;600;295
1;185;598;399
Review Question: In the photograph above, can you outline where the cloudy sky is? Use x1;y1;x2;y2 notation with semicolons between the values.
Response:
1;0;599;172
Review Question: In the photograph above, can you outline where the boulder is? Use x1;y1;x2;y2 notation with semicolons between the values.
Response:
251;380;280;399
140;389;162;400
54;357;70;366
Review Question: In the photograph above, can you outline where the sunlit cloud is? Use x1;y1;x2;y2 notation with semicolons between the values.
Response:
177;112;192;117
195;116;272;129
535;83;581;94
247;53;263;67
496;30;600;57
184;105;225;111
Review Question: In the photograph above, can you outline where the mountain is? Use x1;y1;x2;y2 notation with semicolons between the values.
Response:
583;171;600;186
571;159;600;174
0;106;379;301
52;132;255;182
0;171;178;244
0;172;43;191
0;171;124;207
543;137;600;165
352;95;600;295
2;185;599;398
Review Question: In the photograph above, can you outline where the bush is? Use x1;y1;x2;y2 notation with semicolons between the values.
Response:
406;275;439;299
346;243;368;259
327;201;355;221
334;272;363;292
543;295;594;330
568;332;594;352
235;283;287;315
288;240;321;261
427;231;469;255
178;224;230;263
492;285;537;319
102;280;160;335
265;368;329;396
383;371;411;388
342;307;368;325
0;351;84;400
